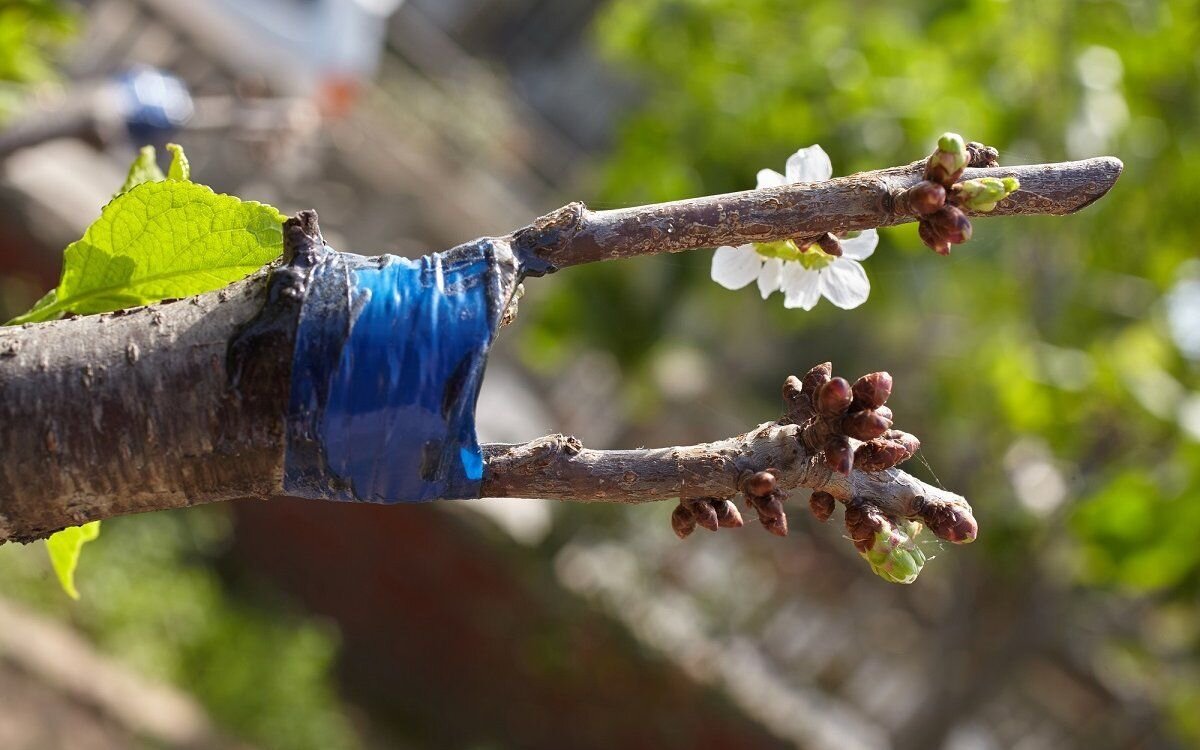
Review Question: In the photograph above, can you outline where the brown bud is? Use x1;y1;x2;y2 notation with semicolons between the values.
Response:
808;491;835;522
752;494;786;522
762;514;789;537
817;377;853;417
918;221;952;256
816;232;843;257
874;405;894;422
907;180;946;215
851;372;893;410
783;374;804;408
966;141;999;168
713;499;744;528
885;429;921;458
690;499;720;532
745;470;777;498
842;409;892;441
671;503;697;539
920;504;978;544
801;362;832;401
844;501;886;553
823;436;853;475
854;439;909;472
929;206;972;244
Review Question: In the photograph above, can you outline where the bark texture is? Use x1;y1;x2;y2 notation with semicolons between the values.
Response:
0;151;1121;543
0;273;290;543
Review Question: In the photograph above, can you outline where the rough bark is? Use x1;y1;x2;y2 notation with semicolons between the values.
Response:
0;152;1121;543
0;273;290;543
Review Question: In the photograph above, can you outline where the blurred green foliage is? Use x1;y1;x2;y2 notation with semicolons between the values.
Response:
521;0;1200;741
0;508;360;750
0;0;72;121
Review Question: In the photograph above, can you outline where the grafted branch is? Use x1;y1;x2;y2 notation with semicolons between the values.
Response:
0;144;1121;544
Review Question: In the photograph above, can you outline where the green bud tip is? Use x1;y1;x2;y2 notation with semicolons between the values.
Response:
859;518;927;584
937;132;966;156
955;176;1020;213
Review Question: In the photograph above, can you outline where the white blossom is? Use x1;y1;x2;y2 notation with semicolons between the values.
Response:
711;145;877;310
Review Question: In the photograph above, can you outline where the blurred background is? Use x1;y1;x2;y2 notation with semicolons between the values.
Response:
0;0;1197;747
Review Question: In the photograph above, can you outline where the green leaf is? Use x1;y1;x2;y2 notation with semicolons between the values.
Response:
46;521;101;600
119;145;165;195
166;142;190;181
5;179;285;324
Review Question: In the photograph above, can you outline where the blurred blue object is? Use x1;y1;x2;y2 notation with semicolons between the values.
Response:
114;66;194;143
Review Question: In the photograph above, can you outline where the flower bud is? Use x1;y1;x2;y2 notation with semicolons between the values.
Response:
817;377;853;417
885;429;921;458
824;436;854;475
966;141;999;168
862;528;926;584
713;499;744;528
907;180;946;215
849;510;927;584
854;438;909;472
782;375;804;412
745;470;777;497
952;176;1020;213
842;409;892;441
816;232;843;257
671;503;697;539
928;206;972;244
851;371;893;410
801;362;833;401
844;501;886;552
753;494;786;522
874;405;894;422
762;514;789;537
918;220;952;256
690;499;720;532
919;503;978;544
925;132;969;185
808;491;835;522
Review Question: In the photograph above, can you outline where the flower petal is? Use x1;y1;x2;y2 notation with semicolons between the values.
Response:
785;145;833;183
781;262;823;310
711;244;762;290
819;259;871;309
757;257;783;298
756;169;787;189
839;228;879;260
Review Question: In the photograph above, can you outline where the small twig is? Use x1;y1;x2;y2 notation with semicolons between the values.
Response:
511;156;1122;271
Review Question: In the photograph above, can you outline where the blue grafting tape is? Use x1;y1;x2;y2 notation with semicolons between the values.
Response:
283;240;505;503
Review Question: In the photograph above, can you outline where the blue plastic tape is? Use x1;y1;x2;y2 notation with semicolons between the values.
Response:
283;241;505;503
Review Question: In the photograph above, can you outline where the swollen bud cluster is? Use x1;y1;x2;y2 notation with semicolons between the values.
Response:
668;362;979;586
844;501;927;584
671;497;744;539
907;133;1021;255
789;362;921;476
743;469;789;536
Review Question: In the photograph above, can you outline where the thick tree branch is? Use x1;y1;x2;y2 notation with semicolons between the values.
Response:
0;146;1120;544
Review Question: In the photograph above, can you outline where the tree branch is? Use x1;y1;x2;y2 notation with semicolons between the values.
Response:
0;145;1120;545
481;424;964;527
513;156;1123;270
